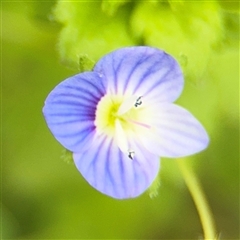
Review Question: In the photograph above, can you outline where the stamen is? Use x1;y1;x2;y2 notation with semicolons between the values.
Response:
117;96;137;115
126;118;151;129
134;96;142;107
115;119;128;153
95;94;150;154
128;150;135;160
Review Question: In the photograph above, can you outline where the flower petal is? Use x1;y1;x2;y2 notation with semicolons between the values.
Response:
94;46;183;103
114;119;129;153
42;72;106;152
117;95;138;115
73;133;160;199
135;103;209;158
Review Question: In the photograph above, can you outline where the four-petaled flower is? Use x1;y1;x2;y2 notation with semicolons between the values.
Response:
43;47;209;199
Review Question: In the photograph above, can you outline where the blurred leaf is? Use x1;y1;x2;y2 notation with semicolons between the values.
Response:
2;8;57;49
198;114;239;239
131;1;223;82
2;205;21;239
29;1;57;24
54;1;135;68
218;0;240;12
101;0;129;16
148;167;161;198
78;54;95;72
208;50;239;121
222;11;240;48
60;149;74;164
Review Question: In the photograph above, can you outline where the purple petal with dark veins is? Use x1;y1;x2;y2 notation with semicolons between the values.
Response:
73;133;160;199
43;72;106;152
94;46;183;103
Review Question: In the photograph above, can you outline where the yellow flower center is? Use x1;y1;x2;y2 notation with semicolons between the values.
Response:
94;94;150;154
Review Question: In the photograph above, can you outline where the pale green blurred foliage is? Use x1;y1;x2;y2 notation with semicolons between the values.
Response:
101;0;130;16
54;1;135;69
131;1;222;81
54;0;237;82
2;1;239;239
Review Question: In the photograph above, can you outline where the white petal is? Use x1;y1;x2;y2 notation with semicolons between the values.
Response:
135;103;209;158
114;119;129;153
117;95;137;115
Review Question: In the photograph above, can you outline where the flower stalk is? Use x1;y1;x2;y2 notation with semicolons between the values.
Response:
177;159;217;240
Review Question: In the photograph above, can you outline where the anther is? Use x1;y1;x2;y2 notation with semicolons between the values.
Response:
128;150;135;160
134;96;142;107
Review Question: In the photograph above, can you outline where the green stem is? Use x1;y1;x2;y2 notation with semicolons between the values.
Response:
177;159;217;240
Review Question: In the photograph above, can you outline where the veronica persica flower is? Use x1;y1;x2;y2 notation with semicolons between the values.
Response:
43;46;209;199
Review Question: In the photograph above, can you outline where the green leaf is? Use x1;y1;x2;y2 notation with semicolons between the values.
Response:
148;169;161;199
78;54;95;72
54;1;135;68
131;1;223;82
218;0;240;13
101;0;129;16
60;148;73;164
222;11;240;48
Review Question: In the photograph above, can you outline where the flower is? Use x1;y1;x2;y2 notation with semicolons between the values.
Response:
43;46;209;199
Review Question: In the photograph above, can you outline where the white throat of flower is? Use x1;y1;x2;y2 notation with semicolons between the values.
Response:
95;94;151;159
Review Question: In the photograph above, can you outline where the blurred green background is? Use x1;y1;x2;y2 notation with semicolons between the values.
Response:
2;1;239;239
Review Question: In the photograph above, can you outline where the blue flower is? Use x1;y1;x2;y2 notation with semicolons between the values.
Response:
43;46;209;199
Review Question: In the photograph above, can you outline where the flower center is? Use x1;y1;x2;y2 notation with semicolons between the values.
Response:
95;94;151;157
